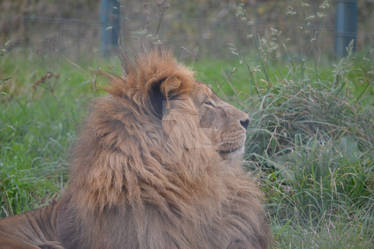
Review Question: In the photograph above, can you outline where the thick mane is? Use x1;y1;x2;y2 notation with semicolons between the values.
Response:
67;50;224;217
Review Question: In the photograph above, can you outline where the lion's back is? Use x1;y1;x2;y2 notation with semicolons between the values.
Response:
0;202;64;249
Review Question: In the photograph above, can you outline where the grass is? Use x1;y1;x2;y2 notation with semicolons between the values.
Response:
1;49;374;248
0;53;112;215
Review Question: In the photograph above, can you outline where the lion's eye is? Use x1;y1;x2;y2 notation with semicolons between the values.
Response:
203;100;215;107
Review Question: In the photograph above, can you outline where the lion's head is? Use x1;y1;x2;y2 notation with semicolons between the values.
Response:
61;50;270;249
105;50;249;160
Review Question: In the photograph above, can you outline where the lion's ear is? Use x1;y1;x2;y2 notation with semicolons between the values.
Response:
149;76;182;118
160;76;182;99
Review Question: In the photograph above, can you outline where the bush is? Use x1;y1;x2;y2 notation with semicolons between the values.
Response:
217;49;374;247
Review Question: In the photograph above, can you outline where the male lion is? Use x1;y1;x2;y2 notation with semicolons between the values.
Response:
0;50;271;249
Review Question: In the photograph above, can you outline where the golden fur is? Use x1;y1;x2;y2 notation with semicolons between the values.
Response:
0;50;271;249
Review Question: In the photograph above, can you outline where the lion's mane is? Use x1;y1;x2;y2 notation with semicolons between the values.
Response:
56;50;271;249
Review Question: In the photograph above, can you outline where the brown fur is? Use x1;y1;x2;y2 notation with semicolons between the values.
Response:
0;202;64;249
0;50;271;249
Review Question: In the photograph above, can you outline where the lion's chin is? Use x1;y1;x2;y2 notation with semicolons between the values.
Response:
218;145;245;160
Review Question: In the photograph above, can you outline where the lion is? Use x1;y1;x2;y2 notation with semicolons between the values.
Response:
0;50;271;249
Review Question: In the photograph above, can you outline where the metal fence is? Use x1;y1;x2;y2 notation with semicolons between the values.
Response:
1;0;373;59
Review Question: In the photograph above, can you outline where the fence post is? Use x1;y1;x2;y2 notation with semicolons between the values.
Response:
335;0;357;57
101;0;120;56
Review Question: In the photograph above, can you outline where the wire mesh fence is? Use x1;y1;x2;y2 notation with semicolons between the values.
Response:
1;0;373;59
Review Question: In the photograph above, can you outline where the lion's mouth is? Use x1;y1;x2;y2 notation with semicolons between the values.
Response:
217;144;245;160
216;132;246;159
218;145;243;155
218;134;246;154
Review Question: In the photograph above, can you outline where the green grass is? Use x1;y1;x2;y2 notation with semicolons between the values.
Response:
1;49;374;248
0;53;111;215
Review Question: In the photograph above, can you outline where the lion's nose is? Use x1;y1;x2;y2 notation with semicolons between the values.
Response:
240;118;249;129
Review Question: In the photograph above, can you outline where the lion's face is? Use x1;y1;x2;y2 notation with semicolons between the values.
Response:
157;79;249;160
192;84;249;159
148;76;249;161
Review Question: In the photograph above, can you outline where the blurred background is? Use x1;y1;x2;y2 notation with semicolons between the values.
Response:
1;0;373;59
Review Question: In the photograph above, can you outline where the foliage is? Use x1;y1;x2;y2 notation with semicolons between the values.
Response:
207;48;374;248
